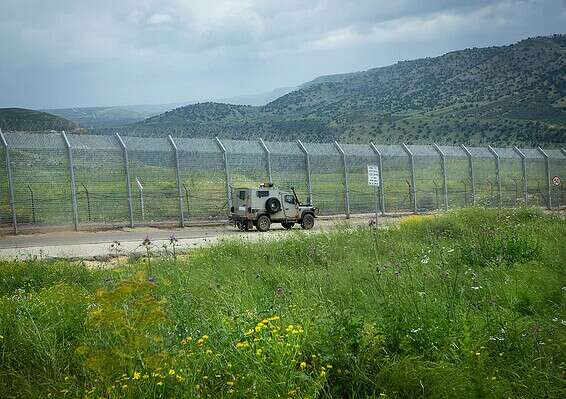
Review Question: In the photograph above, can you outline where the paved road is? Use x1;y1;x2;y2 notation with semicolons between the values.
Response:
0;215;390;260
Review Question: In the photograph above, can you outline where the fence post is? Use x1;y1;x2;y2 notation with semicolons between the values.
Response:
433;143;449;211
258;138;272;185
537;147;551;209
333;141;350;218
297;140;313;205
61;132;79;231
115;133;134;228
81;183;92;221
513;146;528;206
215;137;232;213
0;130;17;234
135;177;145;222
369;142;385;215
487;145;502;208
460;144;475;206
168;135;185;227
401;143;417;213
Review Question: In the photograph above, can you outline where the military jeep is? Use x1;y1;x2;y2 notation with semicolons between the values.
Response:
230;184;319;232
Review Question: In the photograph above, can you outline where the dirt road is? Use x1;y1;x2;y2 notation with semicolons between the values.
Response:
0;215;394;260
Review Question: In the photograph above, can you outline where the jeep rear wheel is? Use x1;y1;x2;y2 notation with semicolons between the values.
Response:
301;214;315;230
256;215;271;232
281;221;295;230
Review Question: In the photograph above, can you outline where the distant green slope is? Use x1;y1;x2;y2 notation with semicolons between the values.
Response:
0;108;77;132
112;35;566;146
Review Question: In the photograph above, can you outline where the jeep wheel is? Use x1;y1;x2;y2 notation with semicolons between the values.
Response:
301;214;315;230
256;215;271;232
265;197;281;213
281;221;295;230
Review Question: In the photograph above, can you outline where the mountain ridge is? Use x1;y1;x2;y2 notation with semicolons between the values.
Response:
0;108;78;133
111;34;565;147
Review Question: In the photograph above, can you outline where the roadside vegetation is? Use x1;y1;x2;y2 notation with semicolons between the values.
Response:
0;208;564;398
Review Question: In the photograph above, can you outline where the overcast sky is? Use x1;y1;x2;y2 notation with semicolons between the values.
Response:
0;0;564;109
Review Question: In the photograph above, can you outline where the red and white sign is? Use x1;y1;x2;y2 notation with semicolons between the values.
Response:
552;176;561;187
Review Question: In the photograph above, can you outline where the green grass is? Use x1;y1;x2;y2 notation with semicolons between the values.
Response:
0;208;565;398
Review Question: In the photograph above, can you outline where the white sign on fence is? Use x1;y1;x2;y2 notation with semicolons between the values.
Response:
367;165;380;186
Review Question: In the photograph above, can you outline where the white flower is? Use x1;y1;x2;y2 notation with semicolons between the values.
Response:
447;248;454;253
470;286;482;290
410;327;422;333
420;255;430;264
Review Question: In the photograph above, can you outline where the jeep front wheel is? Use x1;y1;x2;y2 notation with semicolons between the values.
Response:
301;214;315;230
256;215;271;232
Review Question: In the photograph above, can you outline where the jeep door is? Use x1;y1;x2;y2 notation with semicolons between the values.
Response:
282;193;299;220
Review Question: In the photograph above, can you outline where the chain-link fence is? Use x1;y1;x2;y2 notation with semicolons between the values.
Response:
0;130;564;234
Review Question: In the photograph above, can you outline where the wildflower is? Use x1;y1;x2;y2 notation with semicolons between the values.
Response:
475;352;480;356
205;349;213;354
142;236;152;247
176;375;185;382
157;381;163;386
256;348;263;356
227;381;235;386
121;384;128;389
169;234;178;244
420;255;430;264
300;362;307;369
236;341;249;349
471;286;482;290
410;327;422;333
168;369;175;375
320;370;327;377
133;371;141;380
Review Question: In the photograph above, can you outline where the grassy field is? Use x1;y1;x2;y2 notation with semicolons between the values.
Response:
0;208;564;398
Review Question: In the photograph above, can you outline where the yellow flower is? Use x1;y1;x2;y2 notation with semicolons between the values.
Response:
157;381;163;386
205;349;213;354
168;369;176;375
121;384;128;389
133;371;141;380
320;370;327;377
256;348;263;356
236;341;249;349
195;384;201;390
300;362;307;369
226;381;235;386
475;352;481;356
176;375;185;382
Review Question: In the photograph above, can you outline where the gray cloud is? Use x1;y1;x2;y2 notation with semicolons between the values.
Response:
0;0;564;108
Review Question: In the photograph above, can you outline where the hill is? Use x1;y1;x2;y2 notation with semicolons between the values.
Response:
0;108;78;133
112;35;566;146
44;88;298;130
43;104;187;129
